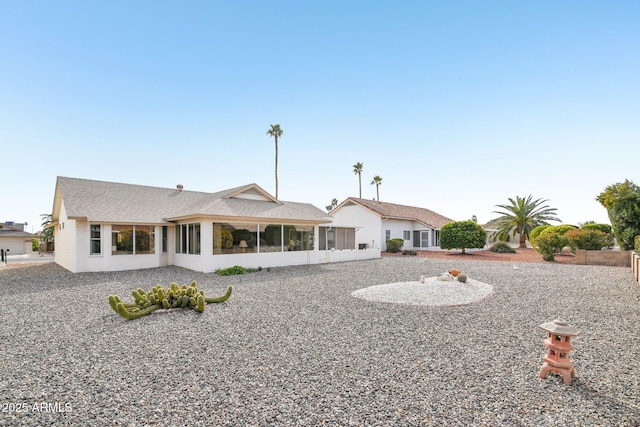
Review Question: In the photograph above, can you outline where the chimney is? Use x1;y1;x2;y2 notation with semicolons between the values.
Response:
176;184;184;192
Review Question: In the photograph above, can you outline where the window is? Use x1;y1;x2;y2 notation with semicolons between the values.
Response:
135;225;155;254
90;224;101;255
385;230;391;242
162;226;168;253
320;227;355;250
403;230;410;240
176;223;200;254
213;222;313;254
112;225;133;255
213;223;258;254
112;225;155;255
285;225;314;251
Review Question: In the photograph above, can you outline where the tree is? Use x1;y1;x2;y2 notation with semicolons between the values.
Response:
370;175;382;201
266;124;283;199
491;195;561;248
439;220;487;254
40;213;54;244
353;162;364;198
596;179;640;251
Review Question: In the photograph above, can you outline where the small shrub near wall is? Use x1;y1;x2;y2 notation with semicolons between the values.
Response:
386;238;404;253
635;235;640;252
565;228;612;253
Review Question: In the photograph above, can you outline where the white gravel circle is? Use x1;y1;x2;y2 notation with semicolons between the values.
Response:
351;277;494;306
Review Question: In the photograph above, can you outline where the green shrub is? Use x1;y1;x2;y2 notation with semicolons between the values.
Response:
216;265;261;276
547;224;577;235
386;238;404;253
565;228;613;252
534;232;567;261
529;225;551;247
489;242;516;253
581;223;612;234
402;250;417;256
635;235;640;252
216;265;247;276
457;274;467;283
32;238;40;252
440;220;487;254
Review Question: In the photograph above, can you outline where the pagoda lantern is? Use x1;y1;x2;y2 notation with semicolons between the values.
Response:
538;319;580;385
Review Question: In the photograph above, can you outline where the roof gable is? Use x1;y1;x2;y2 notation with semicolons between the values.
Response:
334;197;454;229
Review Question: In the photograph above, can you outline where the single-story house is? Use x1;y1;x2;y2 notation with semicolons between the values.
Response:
329;198;455;252
51;177;379;273
0;222;36;256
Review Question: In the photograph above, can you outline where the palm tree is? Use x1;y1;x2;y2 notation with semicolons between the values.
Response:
353;162;364;198
491;195;561;248
370;175;382;201
266;124;283;198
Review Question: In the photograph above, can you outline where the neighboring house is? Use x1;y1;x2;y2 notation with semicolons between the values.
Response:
51;177;378;273
0;222;36;256
329;198;455;252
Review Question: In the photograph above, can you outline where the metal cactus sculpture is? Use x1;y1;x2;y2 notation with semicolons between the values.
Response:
108;281;232;320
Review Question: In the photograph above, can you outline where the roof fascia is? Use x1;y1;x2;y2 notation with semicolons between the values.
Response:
224;183;282;205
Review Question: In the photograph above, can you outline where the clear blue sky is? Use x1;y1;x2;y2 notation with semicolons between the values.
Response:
2;1;638;233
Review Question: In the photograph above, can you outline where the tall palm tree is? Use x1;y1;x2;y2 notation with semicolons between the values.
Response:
370;175;382;201
266;124;283;198
353;162;364;198
491;195;561;248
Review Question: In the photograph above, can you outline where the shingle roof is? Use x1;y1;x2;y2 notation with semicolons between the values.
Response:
53;177;331;224
0;223;36;237
340;197;454;229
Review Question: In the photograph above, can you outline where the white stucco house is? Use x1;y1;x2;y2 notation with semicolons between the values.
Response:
328;198;454;252
0;222;36;256
51;177;379;273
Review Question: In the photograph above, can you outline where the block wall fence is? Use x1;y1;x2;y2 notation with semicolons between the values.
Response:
574;249;630;267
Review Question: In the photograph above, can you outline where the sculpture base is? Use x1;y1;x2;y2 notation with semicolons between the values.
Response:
539;362;576;385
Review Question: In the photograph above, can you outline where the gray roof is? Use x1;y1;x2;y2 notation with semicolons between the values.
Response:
0;223;36;237
52;177;332;225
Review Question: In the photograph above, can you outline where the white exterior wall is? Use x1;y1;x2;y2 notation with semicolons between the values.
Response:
380;218;414;251
173;222;379;273
330;205;382;250
57;214;380;273
0;237;33;255
54;201;78;272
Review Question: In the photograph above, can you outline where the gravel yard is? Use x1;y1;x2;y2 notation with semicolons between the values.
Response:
1;257;639;426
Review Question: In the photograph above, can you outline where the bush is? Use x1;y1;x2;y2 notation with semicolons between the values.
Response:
529;225;551;247
440;220;487;254
547;224;578;235
385;238;404;253
489;242;516;253
32;238;40;252
635;235;640;252
581;223;612;234
457;274;467;283
402;250;417;256
534;232;567;261
215;265;262;276
566;228;613;252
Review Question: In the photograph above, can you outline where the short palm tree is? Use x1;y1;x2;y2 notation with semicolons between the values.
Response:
266;124;283;199
353;162;364;198
491;195;561;248
370;175;382;201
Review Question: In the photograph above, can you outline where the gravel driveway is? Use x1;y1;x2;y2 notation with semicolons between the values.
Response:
1;258;639;426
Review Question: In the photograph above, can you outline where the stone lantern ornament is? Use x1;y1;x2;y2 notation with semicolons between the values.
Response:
538;319;580;385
